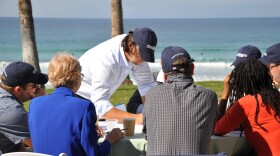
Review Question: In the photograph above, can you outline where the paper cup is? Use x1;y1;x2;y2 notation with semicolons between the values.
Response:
123;118;136;136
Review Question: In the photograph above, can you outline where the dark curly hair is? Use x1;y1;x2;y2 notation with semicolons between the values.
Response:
228;59;280;131
121;31;136;53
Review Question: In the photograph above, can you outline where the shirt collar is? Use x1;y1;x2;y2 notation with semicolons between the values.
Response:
166;73;193;84
119;43;128;66
53;87;75;97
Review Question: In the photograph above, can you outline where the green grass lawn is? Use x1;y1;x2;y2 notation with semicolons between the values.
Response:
24;81;223;111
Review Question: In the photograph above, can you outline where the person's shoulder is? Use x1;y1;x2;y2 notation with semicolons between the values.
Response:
0;92;24;111
66;96;92;107
237;94;259;105
146;83;173;97
193;84;217;97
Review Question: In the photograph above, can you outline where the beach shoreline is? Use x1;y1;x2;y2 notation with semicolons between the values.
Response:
0;61;233;86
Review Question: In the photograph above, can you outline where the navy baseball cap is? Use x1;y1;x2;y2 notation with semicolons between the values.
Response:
231;45;261;67
259;43;280;66
132;27;157;63
161;46;194;73
3;61;48;87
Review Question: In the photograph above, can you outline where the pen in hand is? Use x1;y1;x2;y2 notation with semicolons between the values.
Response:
106;128;128;134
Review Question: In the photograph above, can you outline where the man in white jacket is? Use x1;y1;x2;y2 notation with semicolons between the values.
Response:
77;27;157;124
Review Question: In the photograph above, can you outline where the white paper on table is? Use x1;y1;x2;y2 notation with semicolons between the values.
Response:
98;121;143;134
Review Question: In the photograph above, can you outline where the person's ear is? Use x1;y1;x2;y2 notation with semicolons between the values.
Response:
12;86;23;97
191;63;195;75
163;72;167;82
14;86;22;93
128;44;135;55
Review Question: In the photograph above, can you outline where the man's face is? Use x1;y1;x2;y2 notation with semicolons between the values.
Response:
269;63;280;88
19;83;45;102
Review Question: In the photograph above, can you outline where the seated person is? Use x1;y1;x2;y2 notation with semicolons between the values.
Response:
259;42;280;90
28;53;123;156
144;46;218;155
218;45;261;119
0;61;48;153
215;59;280;156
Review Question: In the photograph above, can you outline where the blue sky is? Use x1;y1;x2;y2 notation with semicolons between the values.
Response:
1;0;280;19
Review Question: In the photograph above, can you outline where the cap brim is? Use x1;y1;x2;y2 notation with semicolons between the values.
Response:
34;73;48;85
231;58;246;67
259;57;270;66
139;47;155;63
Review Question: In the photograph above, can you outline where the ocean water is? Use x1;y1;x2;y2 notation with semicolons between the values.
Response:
1;17;280;82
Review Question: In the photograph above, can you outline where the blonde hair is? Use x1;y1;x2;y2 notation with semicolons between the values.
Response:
48;52;81;89
0;74;13;91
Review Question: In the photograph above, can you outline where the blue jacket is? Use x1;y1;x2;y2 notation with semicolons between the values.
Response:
29;87;110;156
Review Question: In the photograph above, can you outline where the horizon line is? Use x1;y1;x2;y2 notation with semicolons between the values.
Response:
1;16;280;20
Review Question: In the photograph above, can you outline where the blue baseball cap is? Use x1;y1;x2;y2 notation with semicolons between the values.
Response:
161;46;194;73
231;45;261;67
133;27;157;63
259;43;280;66
3;61;48;87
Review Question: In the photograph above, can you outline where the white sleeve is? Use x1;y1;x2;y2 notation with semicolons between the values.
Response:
131;62;157;96
90;63;114;116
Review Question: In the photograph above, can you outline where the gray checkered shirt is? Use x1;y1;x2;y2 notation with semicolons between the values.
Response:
144;74;218;155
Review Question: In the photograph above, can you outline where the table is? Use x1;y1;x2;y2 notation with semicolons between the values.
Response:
99;123;147;156
210;131;253;156
98;123;252;156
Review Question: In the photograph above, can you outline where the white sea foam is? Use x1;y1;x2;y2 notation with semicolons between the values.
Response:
0;61;233;88
147;61;233;82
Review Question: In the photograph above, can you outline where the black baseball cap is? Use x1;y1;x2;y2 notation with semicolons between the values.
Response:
231;45;261;67
132;27;157;63
259;43;280;66
3;61;48;87
161;46;194;73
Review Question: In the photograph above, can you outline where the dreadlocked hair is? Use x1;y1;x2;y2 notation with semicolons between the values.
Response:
228;58;280;131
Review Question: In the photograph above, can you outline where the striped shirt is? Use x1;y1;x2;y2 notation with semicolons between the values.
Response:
144;74;218;155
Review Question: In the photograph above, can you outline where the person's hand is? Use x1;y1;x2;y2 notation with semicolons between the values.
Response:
221;74;231;100
34;85;47;97
105;128;124;144
96;125;104;138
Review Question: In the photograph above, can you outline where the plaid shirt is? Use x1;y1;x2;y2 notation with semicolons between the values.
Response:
144;74;218;155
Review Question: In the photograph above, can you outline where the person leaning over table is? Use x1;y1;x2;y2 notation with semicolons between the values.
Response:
76;27;157;124
0;61;48;153
28;53;123;156
259;42;280;90
214;59;280;156
218;45;262;119
144;46;218;155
